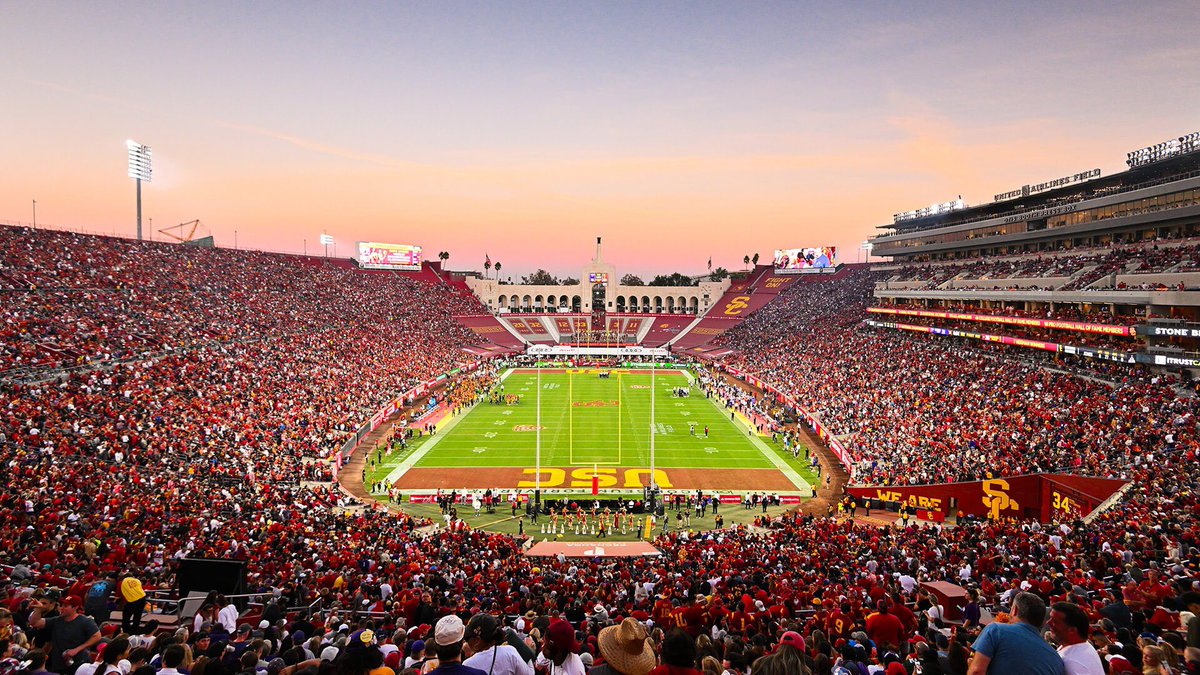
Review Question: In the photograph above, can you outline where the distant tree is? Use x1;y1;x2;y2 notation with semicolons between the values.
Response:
743;255;751;268
650;272;696;287
620;273;645;286
709;267;729;281
438;251;450;262
494;261;502;279
561;277;579;286
484;259;491;277
751;252;759;266
521;269;558;285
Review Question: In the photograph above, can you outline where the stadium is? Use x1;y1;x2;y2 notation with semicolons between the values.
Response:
3;5;1200;675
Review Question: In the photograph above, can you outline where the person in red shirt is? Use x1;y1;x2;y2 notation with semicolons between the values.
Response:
680;597;709;638
727;607;757;636
653;596;676;628
890;593;918;635
827;603;855;640
865;600;905;652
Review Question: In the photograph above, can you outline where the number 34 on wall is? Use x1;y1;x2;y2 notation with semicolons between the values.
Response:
1051;491;1076;515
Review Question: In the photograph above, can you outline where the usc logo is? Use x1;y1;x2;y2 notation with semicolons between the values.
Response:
517;468;673;489
982;479;1020;520
723;296;750;316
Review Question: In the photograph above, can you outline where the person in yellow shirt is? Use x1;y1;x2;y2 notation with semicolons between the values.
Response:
119;576;147;634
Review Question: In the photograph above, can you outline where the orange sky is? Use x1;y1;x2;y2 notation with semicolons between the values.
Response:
2;3;1199;277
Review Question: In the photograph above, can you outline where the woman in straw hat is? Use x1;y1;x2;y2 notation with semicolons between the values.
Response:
589;619;656;675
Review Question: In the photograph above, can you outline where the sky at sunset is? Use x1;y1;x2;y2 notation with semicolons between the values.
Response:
2;1;1199;277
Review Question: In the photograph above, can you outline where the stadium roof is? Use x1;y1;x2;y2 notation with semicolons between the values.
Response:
879;150;1200;236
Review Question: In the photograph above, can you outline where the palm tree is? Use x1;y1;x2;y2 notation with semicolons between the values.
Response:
743;254;750;269
751;252;759;267
494;261;502;282
484;260;492;278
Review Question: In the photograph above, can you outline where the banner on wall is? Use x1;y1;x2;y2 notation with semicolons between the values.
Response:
867;307;1136;337
846;474;1127;522
867;320;1139;364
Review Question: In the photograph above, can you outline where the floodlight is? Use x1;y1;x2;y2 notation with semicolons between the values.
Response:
127;140;152;240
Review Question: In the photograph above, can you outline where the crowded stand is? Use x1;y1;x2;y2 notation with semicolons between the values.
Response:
880;239;1200;291
2;473;1197;675
1;227;1199;675
0;225;482;491
0;227;484;375
712;267;1197;485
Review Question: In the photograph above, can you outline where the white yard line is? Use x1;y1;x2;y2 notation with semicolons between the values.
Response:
700;381;813;496
383;372;507;485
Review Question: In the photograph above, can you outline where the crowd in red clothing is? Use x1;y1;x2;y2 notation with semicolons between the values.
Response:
0;227;1198;675
0;226;483;375
3;465;1195;674
712;268;1197;485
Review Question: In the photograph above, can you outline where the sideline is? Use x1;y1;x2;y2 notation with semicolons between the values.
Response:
382;396;480;485
381;367;517;485
698;367;812;496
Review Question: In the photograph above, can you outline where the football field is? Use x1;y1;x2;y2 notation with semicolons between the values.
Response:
379;368;814;494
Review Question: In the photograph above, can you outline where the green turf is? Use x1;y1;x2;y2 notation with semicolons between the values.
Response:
415;369;771;469
367;369;819;494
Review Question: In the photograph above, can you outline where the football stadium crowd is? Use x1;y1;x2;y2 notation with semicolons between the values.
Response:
0;227;1197;675
714;268;1197;485
881;239;1200;291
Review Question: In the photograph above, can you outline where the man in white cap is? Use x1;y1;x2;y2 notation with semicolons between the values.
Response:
592;604;610;624
428;615;488;675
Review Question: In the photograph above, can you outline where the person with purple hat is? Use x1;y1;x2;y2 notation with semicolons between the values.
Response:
404;640;427;670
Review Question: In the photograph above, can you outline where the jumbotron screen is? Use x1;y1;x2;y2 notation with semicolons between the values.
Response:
774;247;836;271
356;242;423;271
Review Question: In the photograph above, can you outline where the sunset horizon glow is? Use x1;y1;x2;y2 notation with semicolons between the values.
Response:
2;2;1198;277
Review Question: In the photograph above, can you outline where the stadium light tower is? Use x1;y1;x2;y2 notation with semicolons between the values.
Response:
127;140;152;240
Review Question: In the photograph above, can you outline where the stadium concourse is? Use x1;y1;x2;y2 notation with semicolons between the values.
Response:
0;225;1198;675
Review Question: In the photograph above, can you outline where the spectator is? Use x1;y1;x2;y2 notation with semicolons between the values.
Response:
590;618;655;675
865;601;905;653
1047;602;1104;675
462;615;531;675
650;630;700;675
120;576;148;636
968;593;1063;675
28;597;100;675
157;645;188;675
536;621;585;675
429;616;486;675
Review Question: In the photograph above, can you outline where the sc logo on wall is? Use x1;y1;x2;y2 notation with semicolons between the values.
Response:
723;297;750;316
